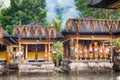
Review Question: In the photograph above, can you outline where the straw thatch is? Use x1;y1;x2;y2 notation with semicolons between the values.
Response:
66;18;120;34
12;25;58;39
0;27;11;44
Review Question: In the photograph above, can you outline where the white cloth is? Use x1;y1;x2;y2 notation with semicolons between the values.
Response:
89;48;92;51
99;49;103;53
94;48;98;51
16;51;23;57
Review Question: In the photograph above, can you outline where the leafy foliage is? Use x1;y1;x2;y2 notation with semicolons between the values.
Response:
0;0;46;34
52;19;62;32
75;0;120;19
0;0;4;9
53;41;63;61
114;40;120;46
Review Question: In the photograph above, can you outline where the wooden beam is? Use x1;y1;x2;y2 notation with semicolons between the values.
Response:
61;35;112;43
115;35;120;39
3;39;11;45
20;40;55;44
10;44;19;47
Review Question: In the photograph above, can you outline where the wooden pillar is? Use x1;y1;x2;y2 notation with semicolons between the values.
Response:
45;44;47;52
25;44;28;59
48;43;50;62
102;41;105;49
110;37;113;59
18;39;22;64
76;36;79;75
70;39;74;59
18;40;21;51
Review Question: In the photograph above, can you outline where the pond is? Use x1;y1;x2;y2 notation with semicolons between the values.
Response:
0;72;120;80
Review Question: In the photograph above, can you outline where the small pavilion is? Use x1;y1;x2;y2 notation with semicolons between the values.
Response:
0;27;16;63
12;21;63;62
11;21;63;73
61;18;120;71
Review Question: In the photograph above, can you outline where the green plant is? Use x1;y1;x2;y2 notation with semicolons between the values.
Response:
114;40;120;46
53;41;63;66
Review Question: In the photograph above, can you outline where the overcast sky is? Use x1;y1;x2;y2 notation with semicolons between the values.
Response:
4;0;10;7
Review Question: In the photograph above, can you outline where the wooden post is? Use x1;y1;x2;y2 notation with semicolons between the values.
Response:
110;37;113;60
45;44;47;52
25;44;28;59
48;43;50;62
76;36;79;75
102;41;105;49
18;38;21;64
70;39;74;59
76;37;79;61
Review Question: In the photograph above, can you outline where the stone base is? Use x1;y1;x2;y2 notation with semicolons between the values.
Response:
62;60;113;72
0;63;6;75
18;62;55;74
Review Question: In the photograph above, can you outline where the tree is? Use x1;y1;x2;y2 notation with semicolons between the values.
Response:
0;0;46;34
0;0;4;8
52;19;62;32
53;41;63;66
75;0;120;19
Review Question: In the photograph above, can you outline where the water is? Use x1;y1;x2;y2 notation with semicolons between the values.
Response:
0;72;120;80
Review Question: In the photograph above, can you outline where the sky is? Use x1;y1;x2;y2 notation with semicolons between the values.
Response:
3;0;10;7
45;0;81;28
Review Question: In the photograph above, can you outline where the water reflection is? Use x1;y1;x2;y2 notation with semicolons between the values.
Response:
0;72;120;80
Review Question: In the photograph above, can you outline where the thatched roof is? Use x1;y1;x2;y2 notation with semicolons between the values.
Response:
87;0;120;9
12;22;63;40
62;18;120;35
0;27;9;43
0;27;17;44
0;27;9;38
28;21;45;26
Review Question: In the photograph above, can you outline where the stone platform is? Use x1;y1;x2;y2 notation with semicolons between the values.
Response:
62;59;113;72
0;59;7;74
18;61;55;74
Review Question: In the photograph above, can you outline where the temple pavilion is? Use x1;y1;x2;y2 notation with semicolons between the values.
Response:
0;18;120;73
0;27;16;64
12;21;63;62
61;18;120;71
11;21;63;73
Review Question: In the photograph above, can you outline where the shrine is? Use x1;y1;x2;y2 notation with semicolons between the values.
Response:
61;18;120;72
